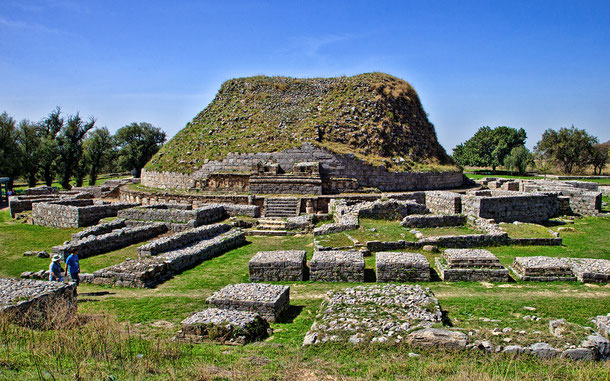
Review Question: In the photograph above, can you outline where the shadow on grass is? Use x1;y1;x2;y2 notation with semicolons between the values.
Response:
279;305;304;324
364;268;376;282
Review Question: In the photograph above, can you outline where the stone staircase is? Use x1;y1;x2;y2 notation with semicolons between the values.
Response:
263;198;300;218
247;218;291;236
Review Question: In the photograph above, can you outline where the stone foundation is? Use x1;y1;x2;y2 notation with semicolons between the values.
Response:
436;249;509;282
569;258;610;283
53;222;168;259
462;190;559;223
118;204;225;226
309;251;365;282
249;250;307;281
425;191;462;214
137;223;231;257
375;252;430;282
33;200;139;228
176;308;270;344
401;214;466;228
0;278;77;328
511;256;576;281
206;283;290;322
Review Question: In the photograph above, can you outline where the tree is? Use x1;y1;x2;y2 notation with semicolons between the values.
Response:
16;120;42;187
114;122;166;178
452;126;527;172
534;126;597;174
0;112;21;188
39;107;63;186
590;142;609;175
56;113;95;189
503;145;533;175
83;127;113;185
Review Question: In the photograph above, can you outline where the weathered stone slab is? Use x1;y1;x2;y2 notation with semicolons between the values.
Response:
511;256;576;281
407;328;468;350
375;252;430;282
176;308;270;344
401;214;466;228
303;284;442;345
206;283;290;322
309;251;365;282
249;250;306;281
594;315;610;338
443;249;504;268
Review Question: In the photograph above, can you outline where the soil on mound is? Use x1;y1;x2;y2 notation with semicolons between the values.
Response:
147;72;457;174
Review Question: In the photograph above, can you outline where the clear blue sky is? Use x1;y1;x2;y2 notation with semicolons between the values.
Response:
2;0;609;152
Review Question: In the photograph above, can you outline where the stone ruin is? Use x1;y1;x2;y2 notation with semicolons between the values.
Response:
309;251;365;282
0;278;77;328
32;199;139;228
303;284;443;345
206;283;290;323
248;250;307;282
436;249;509;282
375;252;431;282
511;256;610;283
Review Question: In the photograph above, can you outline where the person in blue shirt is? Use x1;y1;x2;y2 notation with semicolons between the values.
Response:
49;255;64;282
65;251;80;286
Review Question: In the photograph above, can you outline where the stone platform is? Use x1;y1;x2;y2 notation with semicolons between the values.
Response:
249;250;306;281
375;252;430;282
0;278;77;327
309;251;365;282
176;308;270;344
511;256;576;281
436;249;509;282
569;258;610;283
303;284;442;345
206;283;290;322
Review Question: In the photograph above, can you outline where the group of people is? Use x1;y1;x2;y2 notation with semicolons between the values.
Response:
49;251;80;285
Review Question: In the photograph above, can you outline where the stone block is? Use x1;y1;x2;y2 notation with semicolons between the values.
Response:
249;250;306;281
375;252;430;282
436;249;509;282
176;308;270;344
511;256;576;281
309;251;365;282
206;283;290;322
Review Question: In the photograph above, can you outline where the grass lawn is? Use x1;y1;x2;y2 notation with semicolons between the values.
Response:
498;222;554;238
1;210;610;379
417;225;481;236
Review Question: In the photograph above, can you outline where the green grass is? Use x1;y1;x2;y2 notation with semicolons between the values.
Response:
2;210;610;379
603;196;609;213
499;222;554;238
315;232;354;247
466;173;544;180
417;225;481;236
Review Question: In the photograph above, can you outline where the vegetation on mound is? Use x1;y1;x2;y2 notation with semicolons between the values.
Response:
147;72;458;174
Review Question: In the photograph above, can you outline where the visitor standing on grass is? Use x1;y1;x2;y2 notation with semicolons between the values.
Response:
49;255;64;282
65;251;80;286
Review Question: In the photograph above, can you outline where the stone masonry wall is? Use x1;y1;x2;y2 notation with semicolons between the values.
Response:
33;201;139;228
138;223;231;257
462;192;559;223
142;143;464;192
424;191;462;214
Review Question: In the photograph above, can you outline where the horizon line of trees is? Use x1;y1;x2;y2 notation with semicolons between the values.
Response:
0;108;167;189
452;125;609;175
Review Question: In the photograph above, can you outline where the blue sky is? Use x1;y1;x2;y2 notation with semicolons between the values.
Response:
1;0;609;152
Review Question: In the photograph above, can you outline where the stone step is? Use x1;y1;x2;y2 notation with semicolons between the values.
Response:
246;229;293;236
257;224;288;230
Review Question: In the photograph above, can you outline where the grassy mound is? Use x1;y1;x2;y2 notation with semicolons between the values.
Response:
147;72;457;174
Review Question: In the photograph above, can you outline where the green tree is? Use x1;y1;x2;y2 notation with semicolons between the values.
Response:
503;145;533;175
452;126;527;172
16;120;42;187
83;127;113;185
0;112;21;188
39;107;63;186
589;142;609;175
534;126;597;174
114;122;166;177
56;113;96;189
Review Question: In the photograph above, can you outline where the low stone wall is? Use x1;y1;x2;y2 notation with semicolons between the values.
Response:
206;283;290;323
569;258;610;283
71;218;127;241
33;200;139;228
462;192;559;223
221;203;260;217
511;256;576;281
53;222;168;259
401;214;466;228
424;191;462;214
118;204;225;226
356;199;428;220
436;249;509;282
9;195;60;217
0;278;77;328
138;223;231;257
24;186;58;195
